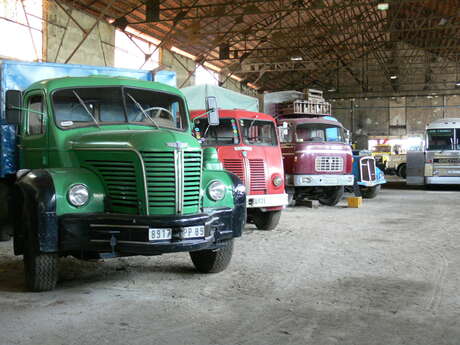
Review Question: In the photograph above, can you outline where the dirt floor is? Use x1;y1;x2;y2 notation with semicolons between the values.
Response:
1;183;459;345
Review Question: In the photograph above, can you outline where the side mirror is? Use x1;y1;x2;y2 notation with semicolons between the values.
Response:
205;96;219;126
5;90;22;126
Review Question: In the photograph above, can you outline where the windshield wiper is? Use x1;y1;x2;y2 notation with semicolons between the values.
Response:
72;90;100;128
126;93;159;129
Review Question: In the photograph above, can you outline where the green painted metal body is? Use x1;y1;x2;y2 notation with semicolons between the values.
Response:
17;76;235;217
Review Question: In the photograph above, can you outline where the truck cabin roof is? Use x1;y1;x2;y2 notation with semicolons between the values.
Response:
25;75;183;97
190;109;275;122
277;117;343;128
427;118;460;130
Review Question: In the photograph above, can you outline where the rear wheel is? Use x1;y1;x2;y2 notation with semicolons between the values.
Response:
253;210;282;231
397;164;407;179
360;185;381;199
190;240;234;273
22;199;58;292
318;186;344;206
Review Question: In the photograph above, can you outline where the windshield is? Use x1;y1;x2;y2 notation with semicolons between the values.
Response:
52;87;187;130
296;123;344;143
193;118;239;145
427;129;454;150
240;119;277;146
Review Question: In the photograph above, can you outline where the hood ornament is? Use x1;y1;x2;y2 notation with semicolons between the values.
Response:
166;142;189;149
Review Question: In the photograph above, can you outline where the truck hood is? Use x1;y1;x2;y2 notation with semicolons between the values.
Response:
68;128;200;152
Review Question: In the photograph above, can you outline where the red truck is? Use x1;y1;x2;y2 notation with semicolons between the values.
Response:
265;90;354;206
190;108;288;230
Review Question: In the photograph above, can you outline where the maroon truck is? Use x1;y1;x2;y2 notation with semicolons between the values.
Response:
265;90;354;206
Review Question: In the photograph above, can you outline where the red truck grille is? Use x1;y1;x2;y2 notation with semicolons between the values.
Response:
223;159;245;183
315;156;343;172
249;159;266;192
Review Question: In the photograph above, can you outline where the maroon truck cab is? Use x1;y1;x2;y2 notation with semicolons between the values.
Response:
277;117;354;205
191;109;288;230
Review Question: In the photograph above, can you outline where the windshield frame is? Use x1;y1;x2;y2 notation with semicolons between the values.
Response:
240;118;278;147
426;128;456;151
295;122;345;143
51;85;189;132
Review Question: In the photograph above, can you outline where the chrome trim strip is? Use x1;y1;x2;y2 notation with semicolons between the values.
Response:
74;147;149;215
90;224;149;229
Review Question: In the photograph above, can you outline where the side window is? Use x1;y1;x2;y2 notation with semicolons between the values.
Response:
27;95;45;136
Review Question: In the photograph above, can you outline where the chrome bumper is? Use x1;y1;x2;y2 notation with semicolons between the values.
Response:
287;174;354;187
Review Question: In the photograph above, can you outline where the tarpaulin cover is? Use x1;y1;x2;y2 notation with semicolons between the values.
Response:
0;124;16;177
263;90;304;116
181;84;259;112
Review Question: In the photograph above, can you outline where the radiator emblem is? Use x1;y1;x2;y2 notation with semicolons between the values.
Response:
166;142;189;149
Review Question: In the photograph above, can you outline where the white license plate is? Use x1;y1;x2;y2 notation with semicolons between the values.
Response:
182;225;205;239
250;197;266;206
149;228;172;241
323;177;338;184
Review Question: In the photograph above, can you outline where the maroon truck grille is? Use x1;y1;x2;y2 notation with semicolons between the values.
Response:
223;159;245;183
360;158;376;182
249;159;266;192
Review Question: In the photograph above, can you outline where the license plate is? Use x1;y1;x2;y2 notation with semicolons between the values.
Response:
250;197;266;206
182;225;205;239
149;228;172;241
323;176;338;184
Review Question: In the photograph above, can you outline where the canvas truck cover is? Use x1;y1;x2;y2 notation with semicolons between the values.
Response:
0;60;155;177
181;84;259;112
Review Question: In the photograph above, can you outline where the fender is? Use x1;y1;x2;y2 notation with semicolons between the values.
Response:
15;170;58;254
227;172;246;237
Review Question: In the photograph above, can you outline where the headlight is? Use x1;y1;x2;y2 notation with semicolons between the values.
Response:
68;184;89;207
272;175;282;187
208;181;226;201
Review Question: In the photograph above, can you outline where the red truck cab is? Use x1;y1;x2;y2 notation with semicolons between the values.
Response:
191;109;288;230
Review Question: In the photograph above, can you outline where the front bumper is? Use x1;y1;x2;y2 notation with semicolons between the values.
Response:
59;207;243;256
426;176;460;185
247;193;288;208
287;174;354;187
357;179;386;187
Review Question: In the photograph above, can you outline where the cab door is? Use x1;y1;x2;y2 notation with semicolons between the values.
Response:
19;91;49;169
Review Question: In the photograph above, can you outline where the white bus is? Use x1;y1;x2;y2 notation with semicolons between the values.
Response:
407;118;460;185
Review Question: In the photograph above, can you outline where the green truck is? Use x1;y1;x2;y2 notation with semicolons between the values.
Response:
0;61;246;291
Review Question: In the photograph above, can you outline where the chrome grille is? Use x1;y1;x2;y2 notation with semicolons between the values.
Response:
85;160;138;211
183;152;202;208
360;157;376;182
223;159;245;183
315;156;343;172
249;159;266;192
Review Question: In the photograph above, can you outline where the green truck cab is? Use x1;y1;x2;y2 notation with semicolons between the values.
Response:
3;74;246;291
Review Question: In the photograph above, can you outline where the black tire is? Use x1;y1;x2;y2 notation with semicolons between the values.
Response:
287;192;296;207
22;199;58;292
253;210;281;231
360;184;381;199
398;164;407;179
190;240;234;273
318;186;344;206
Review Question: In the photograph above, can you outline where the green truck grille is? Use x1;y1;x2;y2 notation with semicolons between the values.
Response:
141;150;202;215
85;160;139;213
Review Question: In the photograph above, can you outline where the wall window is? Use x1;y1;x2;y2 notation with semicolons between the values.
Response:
195;65;219;86
0;0;43;61
114;30;159;70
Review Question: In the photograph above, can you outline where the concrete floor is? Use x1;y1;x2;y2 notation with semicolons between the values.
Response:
1;184;459;345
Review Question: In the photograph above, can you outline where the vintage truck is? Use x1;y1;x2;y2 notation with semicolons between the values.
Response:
407;118;460;186
264;90;354;206
182;85;287;230
348;150;386;198
0;60;246;291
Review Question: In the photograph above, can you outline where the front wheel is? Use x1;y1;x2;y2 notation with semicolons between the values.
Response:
253;210;282;231
190;240;234;273
360;185;381;199
398;164;407;179
318;186;344;206
22;199;58;292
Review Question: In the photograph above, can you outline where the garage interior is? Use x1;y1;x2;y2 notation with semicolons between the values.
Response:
0;0;459;344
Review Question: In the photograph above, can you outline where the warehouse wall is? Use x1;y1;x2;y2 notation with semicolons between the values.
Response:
44;1;114;66
160;49;196;87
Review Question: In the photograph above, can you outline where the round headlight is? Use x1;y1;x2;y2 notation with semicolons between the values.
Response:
68;184;89;207
208;181;226;201
272;175;283;187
